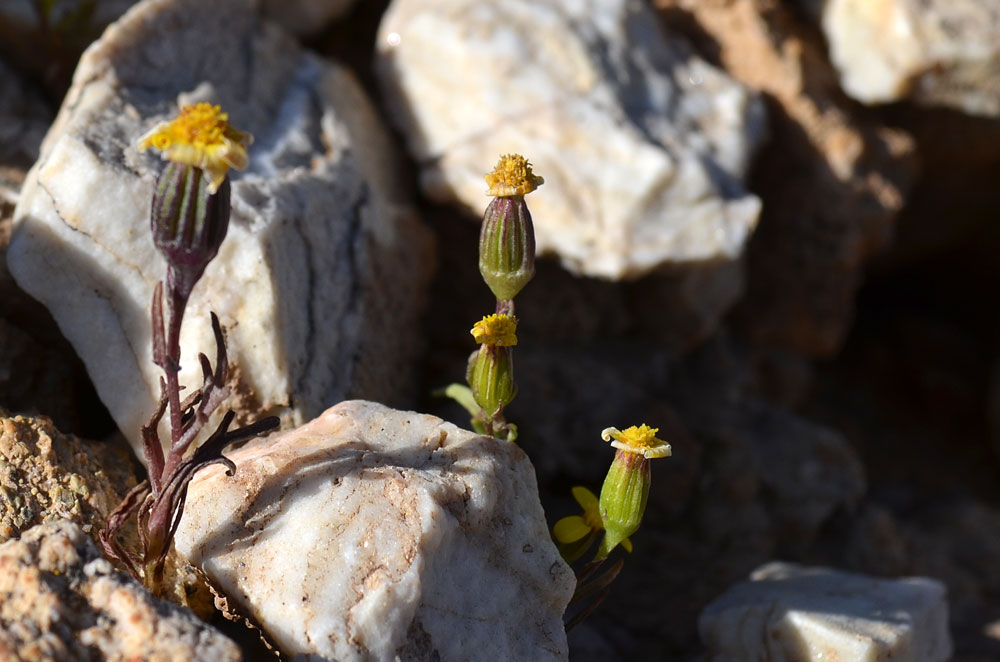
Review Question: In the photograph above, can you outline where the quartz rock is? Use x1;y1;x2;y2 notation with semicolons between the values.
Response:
8;0;433;458
174;400;574;662
820;0;1000;116
0;520;241;662
375;0;765;281
659;0;915;355
699;561;952;662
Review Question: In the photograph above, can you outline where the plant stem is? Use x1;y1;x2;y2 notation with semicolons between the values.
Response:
164;266;190;449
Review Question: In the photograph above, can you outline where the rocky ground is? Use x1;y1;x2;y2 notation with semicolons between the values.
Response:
1;0;999;660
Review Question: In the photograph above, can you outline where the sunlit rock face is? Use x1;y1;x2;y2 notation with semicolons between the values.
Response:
7;0;433;460
375;0;766;281
174;400;575;662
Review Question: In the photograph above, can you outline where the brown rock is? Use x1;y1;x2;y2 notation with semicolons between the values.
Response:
0;412;134;544
657;0;916;355
0;411;215;618
0;519;240;662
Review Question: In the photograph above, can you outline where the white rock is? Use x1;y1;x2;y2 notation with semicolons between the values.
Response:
8;0;432;459
174;400;574;662
822;0;1000;116
699;561;952;662
375;0;765;280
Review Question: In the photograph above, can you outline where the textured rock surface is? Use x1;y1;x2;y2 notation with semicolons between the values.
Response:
8;0;433;458
174;400;574;662
0;520;241;662
820;0;1000;116
0;411;135;544
0;411;217;617
658;0;915;355
699;561;952;662
376;0;765;281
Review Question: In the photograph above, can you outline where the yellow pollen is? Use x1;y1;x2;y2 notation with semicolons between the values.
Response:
601;424;671;459
484;154;544;197
470;314;518;346
137;102;252;194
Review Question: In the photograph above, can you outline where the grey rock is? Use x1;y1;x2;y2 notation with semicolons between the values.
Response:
8;0;433;458
261;0;359;36
677;393;866;548
0;519;240;662
699;561;952;662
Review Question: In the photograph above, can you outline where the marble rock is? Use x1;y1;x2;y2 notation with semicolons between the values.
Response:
699;561;952;662
173;400;575;662
659;0;915;356
0;520;241;662
820;0;1000;116
375;0;765;281
8;0;433;458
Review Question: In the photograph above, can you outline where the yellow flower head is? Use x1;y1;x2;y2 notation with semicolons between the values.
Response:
470;313;518;346
484;154;544;197
138;102;252;194
601;424;671;459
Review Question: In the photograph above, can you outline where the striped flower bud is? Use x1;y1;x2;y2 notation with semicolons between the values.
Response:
479;154;542;302
150;162;230;297
469;344;516;417
596;425;671;559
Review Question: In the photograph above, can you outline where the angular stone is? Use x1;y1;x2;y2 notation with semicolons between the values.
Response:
0;520;241;661
0;411;218;617
820;0;1000;116
670;385;866;549
658;0;915;355
0;411;135;545
173;400;574;662
8;0;433;458
375;0;765;281
699;561;952;662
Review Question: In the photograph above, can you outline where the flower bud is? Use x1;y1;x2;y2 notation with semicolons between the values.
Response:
595;425;670;558
597;450;649;559
469;345;516;417
479;196;536;301
151;162;230;297
479;154;542;302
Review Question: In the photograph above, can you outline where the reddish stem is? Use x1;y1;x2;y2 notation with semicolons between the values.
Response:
164;266;190;449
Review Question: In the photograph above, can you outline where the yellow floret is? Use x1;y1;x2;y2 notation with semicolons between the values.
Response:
138;102;252;194
601;424;672;459
484;154;544;197
470;313;518;346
